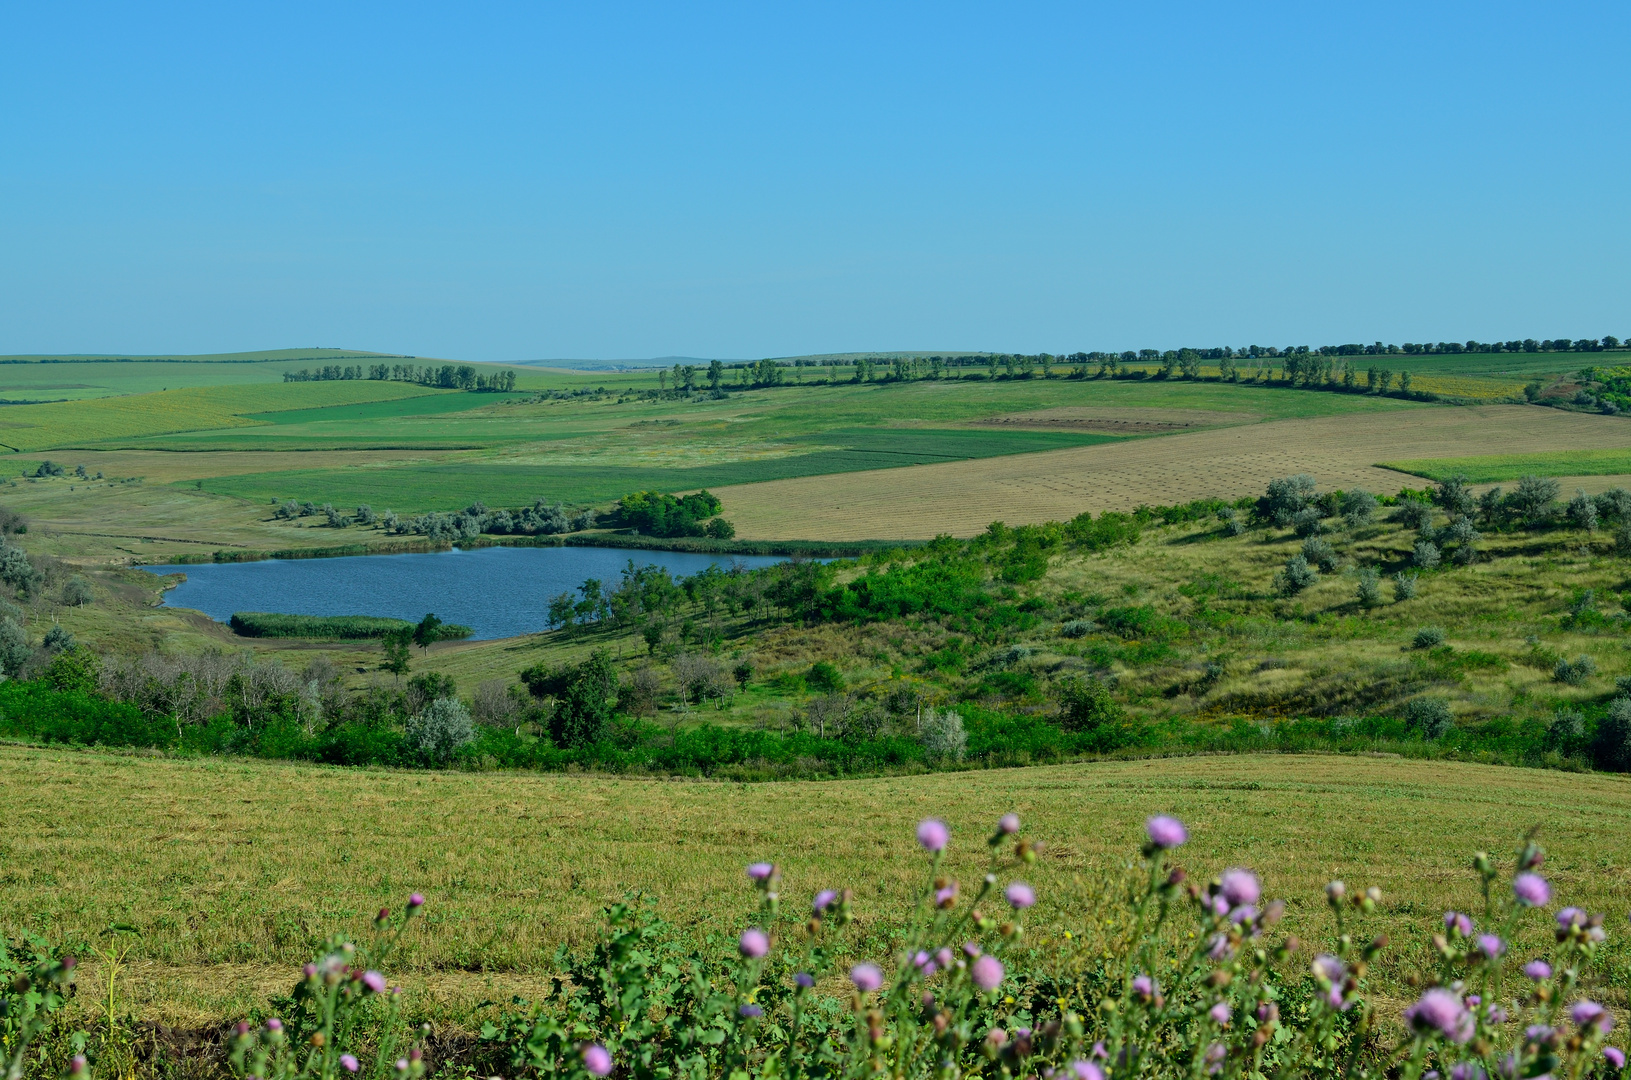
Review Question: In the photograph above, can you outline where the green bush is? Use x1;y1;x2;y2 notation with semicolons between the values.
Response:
228;612;472;641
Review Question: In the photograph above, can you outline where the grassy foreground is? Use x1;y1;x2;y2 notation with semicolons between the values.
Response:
3;744;1629;1031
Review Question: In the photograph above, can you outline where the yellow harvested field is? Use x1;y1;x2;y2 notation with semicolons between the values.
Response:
718;404;1631;539
0;382;446;451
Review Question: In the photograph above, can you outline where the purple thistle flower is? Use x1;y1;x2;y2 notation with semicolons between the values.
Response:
1477;935;1505;960
812;889;838;913
1488;1005;1508;1025
738;1003;763;1018
339;1056;360;1073
1219;868;1260;907
738;928;769;959
936;947;953;968
1210;896;1230;918
850;963;883;993
794;972;814;988
1524;960;1552;981
1451;1063;1486;1080
746;862;775;881
1006;882;1036;909
1604;1047;1625;1070
1146;815;1188;849
1209;1002;1231;1025
407;893;424;909
1573;1001;1613;1033
361;970;386;994
582;1044;613;1077
1229;905;1257;926
1070;1061;1105;1080
1312;954;1345;983
917;819;949;852
963;941;982;958
264;1019;283;1032
1444;911;1473;937
935;880;959;907
1513;873;1550;907
1205;1042;1227;1075
1557;906;1585;929
1405;987;1475;1044
971;954;1004;992
1132;974;1155;999
998;813;1021;834
1207;934;1233;961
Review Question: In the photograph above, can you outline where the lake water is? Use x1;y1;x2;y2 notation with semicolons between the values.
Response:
143;545;789;640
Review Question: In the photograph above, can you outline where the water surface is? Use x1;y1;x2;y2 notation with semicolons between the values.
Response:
145;545;787;640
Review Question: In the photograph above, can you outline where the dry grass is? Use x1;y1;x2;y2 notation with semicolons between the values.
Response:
3;745;1629;1028
716;405;1631;539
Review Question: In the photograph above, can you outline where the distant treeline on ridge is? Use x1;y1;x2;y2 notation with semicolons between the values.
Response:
283;362;517;391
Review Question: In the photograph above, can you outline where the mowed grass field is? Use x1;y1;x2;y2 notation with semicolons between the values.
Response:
717;404;1631;539
3;744;1629;1028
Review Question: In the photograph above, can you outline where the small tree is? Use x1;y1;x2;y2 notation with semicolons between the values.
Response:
1506;474;1561;525
0;617;30;675
806;660;845;694
1356;567;1383;608
1341;489;1377;527
1402;698;1454;740
1291;507;1324;537
1301;536;1338;572
1413;540;1441;569
1262;474;1317;527
549;650;618;748
1057;676;1132;750
41;624;73;652
1274;554;1318;596
406;697;475;765
61;576;93;607
380;627;412;678
919;707;967;761
1566;489;1599;532
1392;571;1419;601
411;613;444;652
1433;474;1475;517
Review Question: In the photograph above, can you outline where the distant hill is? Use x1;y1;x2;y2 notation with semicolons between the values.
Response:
0;348;415;365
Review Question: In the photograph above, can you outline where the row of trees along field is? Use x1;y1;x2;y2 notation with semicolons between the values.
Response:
282;362;517;390
2;468;1629;778
263;492;733;541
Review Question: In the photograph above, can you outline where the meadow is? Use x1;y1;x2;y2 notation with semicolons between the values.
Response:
1384;449;1631;483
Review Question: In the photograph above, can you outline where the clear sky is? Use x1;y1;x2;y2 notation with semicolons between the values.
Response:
2;2;1628;361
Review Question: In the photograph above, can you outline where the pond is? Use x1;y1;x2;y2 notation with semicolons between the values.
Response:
143;545;790;640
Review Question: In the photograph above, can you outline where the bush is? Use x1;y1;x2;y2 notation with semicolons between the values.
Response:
61;576;93;607
1506;474;1561;524
1291;506;1324;537
1553;655;1597;686
1273;554;1318;597
1402;697;1454;740
1262;473;1317;526
806;660;845;694
404;696;474;764
1412;626;1445;649
228;612;472;641
1391;500;1434;531
1056;675;1133;749
1567;489;1599;531
918;707;967;761
1412;540;1441;569
1392;571;1418;601
1058;618;1095;638
1341;489;1376;527
1301;536;1338;572
0;618;30;675
1595;696;1631;771
1355;567;1382;608
41;625;74;652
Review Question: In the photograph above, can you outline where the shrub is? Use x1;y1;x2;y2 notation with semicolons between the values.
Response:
1056;675;1132;748
1058;618;1095;638
918;707;967;761
1595;696;1631;771
1412;540;1441;569
41;625;74;652
1216;506;1245;536
1262;473;1317;526
1553;654;1597;686
1392;571;1418;601
1291;506;1324;537
1618;675;1631;696
1273;554;1318;597
1619;523;1631;558
806;660;845;694
1566;488;1599;531
1402;697;1454;740
1433;474;1475;517
1595;486;1631;524
1355;567;1383;608
1391;500;1434;531
1506;474;1561;524
404;696;474;764
1301;536;1338;572
1412;626;1445;649
0;618;30;676
1341;489;1376;527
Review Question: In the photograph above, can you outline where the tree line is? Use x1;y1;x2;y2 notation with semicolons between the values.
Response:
282;362;517;391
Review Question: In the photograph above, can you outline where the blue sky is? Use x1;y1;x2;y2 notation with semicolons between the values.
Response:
2;2;1627;361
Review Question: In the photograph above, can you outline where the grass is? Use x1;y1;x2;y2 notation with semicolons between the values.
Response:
1382;448;1631;483
2;744;1627;1029
227;612;440;640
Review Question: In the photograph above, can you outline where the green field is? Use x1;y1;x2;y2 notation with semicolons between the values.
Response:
1382;448;1631;483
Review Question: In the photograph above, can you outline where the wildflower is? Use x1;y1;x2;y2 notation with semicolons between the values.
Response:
746;862;776;881
361;970;386;994
264;1019;283;1033
1573;1001;1613;1033
963;941;982;958
936;947;954;969
1313;955;1345;983
1557;907;1585;930
1146;815;1188;849
1070;1061;1106;1080
407;893;424;909
739;928;769;959
813;889;838;913
935;881;959;907
1219;869;1260;908
851;963;884;993
1590;925;1607;942
1476;935;1505;960
1513;873;1550;907
582;1044;613;1077
67;1058;89;1080
1205;1042;1227;1075
917;819;950;852
340;1056;360;1073
1451;1063;1486;1080
1496;1054;1519;1080
1405;988;1475;1044
1524;960;1552;981
972;955;1005;992
1006;882;1036;909
1132;974;1155;1000
1207;934;1233;961
1209;1002;1231;1025
739;1004;763;1018
1444;911;1473;937
1487;1005;1508;1025
1210;896;1230;918
999;813;1021;834
1229;905;1257;926
1605;1047;1625;1070
1326;880;1346;901
913;950;938;976
1526;1025;1559;1048
794;972;814;989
